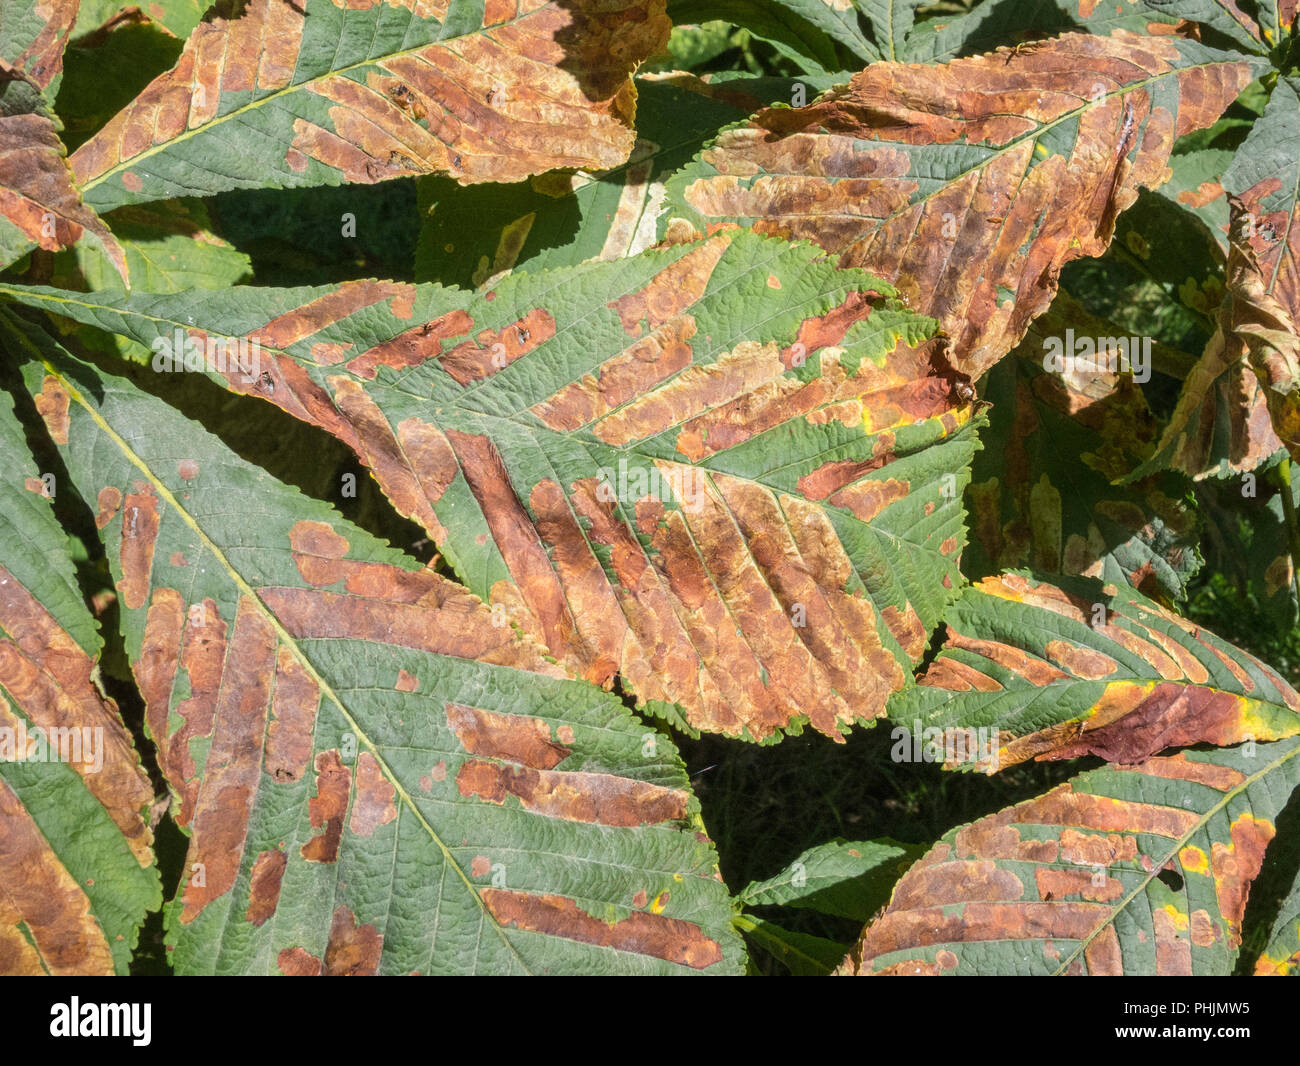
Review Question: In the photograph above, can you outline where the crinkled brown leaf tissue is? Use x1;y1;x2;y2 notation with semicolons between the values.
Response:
1;0;1299;985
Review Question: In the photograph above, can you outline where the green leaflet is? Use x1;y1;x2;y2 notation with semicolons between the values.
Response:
0;0;126;280
52;198;251;294
1149;131;1242;256
734;915;845;975
1224;75;1300;309
665;0;850;73
0;231;979;743
55;18;187;154
1255;866;1300;974
852;0;929;61
0;348;159;975
9;316;743;976
69;0;670;212
879;0;1180;65
414;73;831;288
841;736;1300;975
0;0;76;96
649;20;743;70
668;0;1169;69
1145;0;1271;55
73;1;210;42
1197;469;1300;627
739;837;920;921
890;571;1300;772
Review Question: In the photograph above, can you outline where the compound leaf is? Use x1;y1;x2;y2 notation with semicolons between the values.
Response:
1143;0;1271;54
902;0;1186;65
664;0;851;73
0;0;77;93
1223;76;1299;323
0;230;981;743
9;317;743;976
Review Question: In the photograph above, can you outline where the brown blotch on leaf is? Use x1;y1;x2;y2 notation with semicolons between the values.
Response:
1036;866;1122;903
323;906;383;976
118;485;162;610
1190;909;1221;948
301;750;352;863
441;429;589;675
1212;813;1275;947
0;777;116;974
1048;684;1268;766
288;519;351;586
797;458;890;501
277;946;322;976
1112;751;1245;791
346;309;473;378
34;375;70;445
265;646;319;783
828;478;909;522
439;308;556;385
0;564;154;864
1044;638;1118;678
1085;925;1123;975
1153;907;1193;975
530;316;697;433
179;601;277;924
607;236;729;336
482;890;723;969
177;459;199;480
94;486;122;529
245;849;288;926
780;290;878;368
348;752;397;837
446;702;570;769
457;760;688;827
